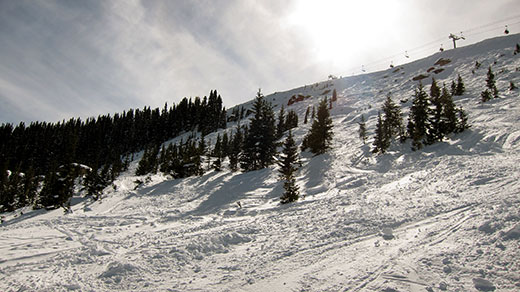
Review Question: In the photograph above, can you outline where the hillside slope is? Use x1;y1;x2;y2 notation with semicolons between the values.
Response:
1;34;520;291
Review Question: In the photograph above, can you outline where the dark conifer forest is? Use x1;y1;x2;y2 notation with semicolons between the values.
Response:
0;90;227;211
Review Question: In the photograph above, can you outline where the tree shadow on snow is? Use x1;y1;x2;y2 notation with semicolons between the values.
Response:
130;178;186;198
300;153;334;197
186;168;277;216
426;129;504;156
366;128;504;175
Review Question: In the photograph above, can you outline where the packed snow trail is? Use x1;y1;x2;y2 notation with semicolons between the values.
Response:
1;33;520;291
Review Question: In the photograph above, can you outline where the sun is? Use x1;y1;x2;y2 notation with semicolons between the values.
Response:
287;0;403;70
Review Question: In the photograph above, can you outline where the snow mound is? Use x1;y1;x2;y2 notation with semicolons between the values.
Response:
478;220;502;234
473;278;496;291
184;230;252;257
99;261;140;279
503;223;520;240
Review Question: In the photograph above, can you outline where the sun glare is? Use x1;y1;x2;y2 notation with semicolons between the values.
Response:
287;0;402;69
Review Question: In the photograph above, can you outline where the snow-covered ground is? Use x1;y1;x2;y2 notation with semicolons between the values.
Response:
1;34;520;291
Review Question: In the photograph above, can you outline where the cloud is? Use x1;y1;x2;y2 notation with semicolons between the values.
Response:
0;0;143;122
0;0;322;123
113;0;322;106
0;0;519;124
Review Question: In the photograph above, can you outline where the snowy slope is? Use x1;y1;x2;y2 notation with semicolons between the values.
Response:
1;34;520;292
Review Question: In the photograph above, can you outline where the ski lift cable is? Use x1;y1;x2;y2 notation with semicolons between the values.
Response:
346;42;440;74
406;37;447;53
466;20;520;34
358;40;442;71
463;20;520;38
361;41;439;68
464;26;510;38
356;37;445;72
462;14;520;34
402;16;520;56
342;16;520;76
348;35;462;74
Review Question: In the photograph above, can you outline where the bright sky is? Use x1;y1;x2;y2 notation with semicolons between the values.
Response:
1;0;519;124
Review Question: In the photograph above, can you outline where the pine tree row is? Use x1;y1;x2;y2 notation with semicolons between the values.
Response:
371;77;469;153
0;90;227;212
134;91;334;205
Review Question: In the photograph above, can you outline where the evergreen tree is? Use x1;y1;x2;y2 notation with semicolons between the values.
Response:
372;112;389;154
482;66;499;102
276;105;286;139
10;167;28;209
311;106;316;120
123;154;131;172
240;89;277;171
240;107;245;120
99;163;111;186
428;83;466;142
278;130;300;204
37;168;58;209
109;158;123;182
332;88;338;101
136;147;150;176
172;140;185;178
407;82;430;151
196;136;206;175
212;134;222;171
0;86;237;210
358;115;367;144
229;128;243;172
427;78;443;144
220;107;227;130
162;143;178;175
22;167;39;207
159;144;170;173
37;164;74;211
382;92;404;143
450;80;457;96
455;107;470;133
221;132;229;158
136;144;159;175
304;106;310;124
439;85;458;136
429;77;441;100
2;169;19;212
302;97;333;155
84;168;106;201
59;164;76;212
176;139;202;177
488;67;499;99
167;142;183;178
285;110;299;130
481;89;492;102
158;144;167;171
198;135;206;156
0;163;9;212
455;74;465;96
